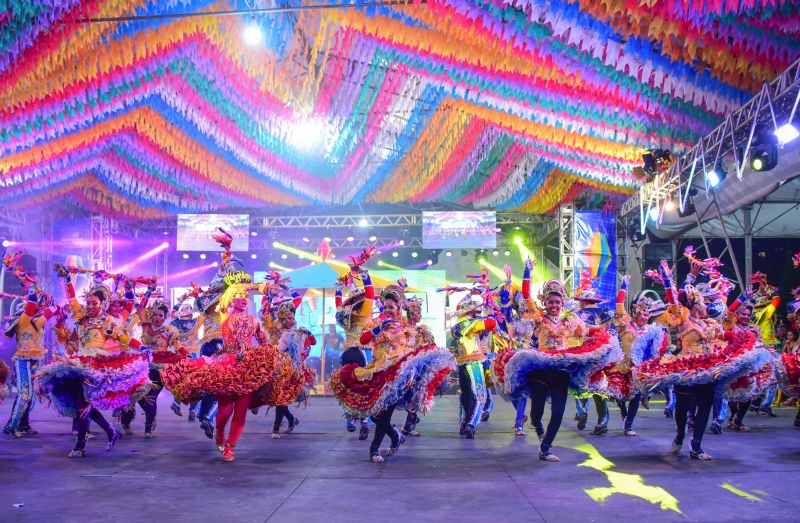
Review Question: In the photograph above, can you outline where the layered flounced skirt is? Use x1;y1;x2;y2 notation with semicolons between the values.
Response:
633;331;771;394
603;326;667;401
162;344;280;403
502;329;622;400
0;359;9;401
35;353;152;417
774;351;800;399
329;344;456;419
250;352;303;408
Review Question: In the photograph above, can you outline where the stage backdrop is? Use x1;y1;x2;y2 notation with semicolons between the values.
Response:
573;211;617;303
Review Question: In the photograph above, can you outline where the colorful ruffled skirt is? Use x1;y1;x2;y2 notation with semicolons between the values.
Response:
503;329;622;400
774;351;800;399
633;332;770;394
603;326;667;401
0;359;9;401
35;352;152;417
250;352;302;408
162;344;279;403
329;344;455;419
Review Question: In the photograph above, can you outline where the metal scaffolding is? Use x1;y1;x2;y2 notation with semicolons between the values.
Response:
621;57;800;229
558;204;575;289
89;215;113;270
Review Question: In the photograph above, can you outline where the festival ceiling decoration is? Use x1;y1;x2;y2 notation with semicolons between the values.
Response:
0;0;799;220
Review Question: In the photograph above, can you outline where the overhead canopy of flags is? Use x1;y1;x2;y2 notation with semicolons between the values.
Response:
1;0;798;220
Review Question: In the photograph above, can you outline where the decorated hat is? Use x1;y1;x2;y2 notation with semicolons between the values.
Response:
573;270;604;304
539;279;567;303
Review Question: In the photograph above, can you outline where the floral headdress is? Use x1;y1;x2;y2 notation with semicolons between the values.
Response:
538;279;567;304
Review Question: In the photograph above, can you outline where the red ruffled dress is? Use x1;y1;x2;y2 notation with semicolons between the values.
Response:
162;311;279;403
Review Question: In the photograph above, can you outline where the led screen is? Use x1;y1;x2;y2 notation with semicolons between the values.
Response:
177;214;250;251
422;211;496;249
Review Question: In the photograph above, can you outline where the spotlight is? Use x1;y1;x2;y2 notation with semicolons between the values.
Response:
445;250;452;257
648;206;660;221
664;200;676;212
504;250;511;256
162;230;169;236
212;261;219;267
298;254;305;260
243;22;263;46
705;164;725;188
323;237;331;242
399;240;405;246
514;226;520;230
346;236;354;242
161;241;169;248
358;218;368;227
411;252;418;258
281;253;288;259
302;237;310;243
495;227;501;233
492;250;499;256
377;260;384;267
478;258;486;264
272;241;279;248
251;231;258;237
426;259;433;266
513;236;523;245
392;252;399;258
775;123;799;145
750;142;778;172
250;253;258;260
1;240;9;248
182;253;189;260
369;235;377;242
199;253;207;260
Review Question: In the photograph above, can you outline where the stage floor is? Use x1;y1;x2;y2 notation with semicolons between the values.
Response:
1;395;798;523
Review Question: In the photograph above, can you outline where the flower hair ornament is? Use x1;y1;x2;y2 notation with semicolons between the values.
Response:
403;295;422;316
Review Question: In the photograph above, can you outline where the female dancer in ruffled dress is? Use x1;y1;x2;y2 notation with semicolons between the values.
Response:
163;273;280;462
36;271;150;457
636;261;769;460
121;300;186;437
605;275;666;436
331;285;454;462
503;279;621;462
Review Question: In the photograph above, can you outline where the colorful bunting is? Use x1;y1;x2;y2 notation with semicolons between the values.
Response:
0;0;798;220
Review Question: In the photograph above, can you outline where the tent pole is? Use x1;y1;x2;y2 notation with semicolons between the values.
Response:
321;287;326;395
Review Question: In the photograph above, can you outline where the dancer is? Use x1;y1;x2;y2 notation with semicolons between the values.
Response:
269;298;316;439
36;271;151;457
334;252;377;439
572;271;614;435
490;260;535;436
749;274;781;416
448;288;497;439
606;275;666;436
163;271;280;462
503;278;621;462
331;284;454;462
171;292;203;420
401;292;431;436
3;292;58;437
635;260;769;460
120;300;185;437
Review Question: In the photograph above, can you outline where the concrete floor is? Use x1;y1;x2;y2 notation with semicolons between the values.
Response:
1;394;798;523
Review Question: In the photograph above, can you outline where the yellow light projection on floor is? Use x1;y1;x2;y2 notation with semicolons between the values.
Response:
571;442;682;514
721;483;763;502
